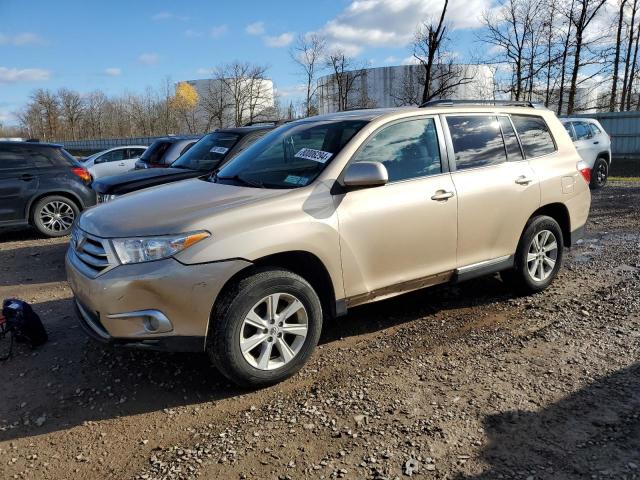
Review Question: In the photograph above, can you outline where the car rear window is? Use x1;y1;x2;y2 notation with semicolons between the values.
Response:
510;115;556;158
140;141;172;165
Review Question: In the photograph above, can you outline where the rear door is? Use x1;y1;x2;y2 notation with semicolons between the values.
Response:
0;145;40;222
571;121;597;166
91;149;127;178
444;114;540;268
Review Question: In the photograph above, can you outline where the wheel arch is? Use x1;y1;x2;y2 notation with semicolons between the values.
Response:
212;250;340;325
597;151;611;164
527;203;571;247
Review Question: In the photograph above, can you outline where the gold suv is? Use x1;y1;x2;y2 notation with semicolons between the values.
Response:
66;101;591;387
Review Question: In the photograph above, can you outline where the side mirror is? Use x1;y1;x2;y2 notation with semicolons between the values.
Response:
342;161;388;189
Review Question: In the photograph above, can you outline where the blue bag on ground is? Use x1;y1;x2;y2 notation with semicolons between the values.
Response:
1;299;48;347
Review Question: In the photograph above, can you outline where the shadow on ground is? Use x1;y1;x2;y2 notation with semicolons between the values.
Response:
461;363;640;480
0;273;515;443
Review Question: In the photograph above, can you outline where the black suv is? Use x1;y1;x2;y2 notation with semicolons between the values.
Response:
93;125;275;202
0;141;96;237
134;135;201;170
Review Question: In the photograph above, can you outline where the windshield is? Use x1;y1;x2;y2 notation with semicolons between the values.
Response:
172;132;239;171
214;119;368;188
140;141;172;164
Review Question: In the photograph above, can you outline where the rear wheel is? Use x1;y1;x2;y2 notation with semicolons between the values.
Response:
501;215;564;294
208;268;323;388
32;195;79;237
590;157;608;189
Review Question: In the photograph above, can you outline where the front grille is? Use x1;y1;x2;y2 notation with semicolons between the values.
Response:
72;228;114;276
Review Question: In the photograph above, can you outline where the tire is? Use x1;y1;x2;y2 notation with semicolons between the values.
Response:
208;268;323;388
590;157;608;189
500;215;564;295
0;324;14;361
31;195;79;237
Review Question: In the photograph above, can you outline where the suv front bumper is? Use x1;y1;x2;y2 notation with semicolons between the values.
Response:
66;248;251;352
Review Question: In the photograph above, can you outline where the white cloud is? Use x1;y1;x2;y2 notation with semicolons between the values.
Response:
316;0;490;56
104;67;121;76
384;56;399;64
401;55;421;65
185;29;204;38
196;67;214;76
0;32;43;46
276;84;307;98
0;67;50;84
210;25;228;38
246;21;265;35
152;12;189;21
264;32;294;48
138;53;160;65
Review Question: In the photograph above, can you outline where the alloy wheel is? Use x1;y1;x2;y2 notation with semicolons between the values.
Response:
526;230;558;282
240;293;308;371
39;200;75;233
596;161;607;186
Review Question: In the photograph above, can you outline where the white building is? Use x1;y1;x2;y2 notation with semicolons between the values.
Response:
181;77;275;126
317;64;495;114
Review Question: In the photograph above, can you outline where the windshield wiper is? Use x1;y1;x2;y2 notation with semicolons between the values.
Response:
215;173;265;188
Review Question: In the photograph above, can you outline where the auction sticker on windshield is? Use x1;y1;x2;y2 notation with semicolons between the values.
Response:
294;148;333;163
210;146;229;154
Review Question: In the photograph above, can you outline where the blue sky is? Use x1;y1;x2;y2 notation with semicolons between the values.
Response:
0;0;491;125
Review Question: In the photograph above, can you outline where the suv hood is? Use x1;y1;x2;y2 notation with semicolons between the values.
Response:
92;167;201;195
79;178;287;237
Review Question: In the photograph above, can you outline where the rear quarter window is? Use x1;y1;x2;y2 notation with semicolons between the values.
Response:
511;115;556;158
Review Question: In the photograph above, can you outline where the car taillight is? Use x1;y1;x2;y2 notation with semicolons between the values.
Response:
71;167;92;183
577;163;591;184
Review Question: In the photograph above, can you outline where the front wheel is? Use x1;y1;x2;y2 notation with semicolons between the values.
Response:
501;215;564;295
208;268;323;388
590;157;608;189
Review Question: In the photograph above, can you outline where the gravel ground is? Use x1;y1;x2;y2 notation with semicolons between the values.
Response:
0;181;638;480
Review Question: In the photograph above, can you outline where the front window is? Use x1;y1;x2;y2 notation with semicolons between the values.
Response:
214;120;368;188
172;132;239;171
140;141;172;165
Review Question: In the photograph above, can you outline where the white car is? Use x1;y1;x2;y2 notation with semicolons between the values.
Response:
561;118;611;189
83;146;147;179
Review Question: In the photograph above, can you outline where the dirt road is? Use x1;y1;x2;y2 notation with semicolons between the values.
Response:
1;182;639;480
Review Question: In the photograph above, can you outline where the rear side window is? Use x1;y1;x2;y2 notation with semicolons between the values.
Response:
447;116;506;170
511;115;556;158
353;117;442;182
589;123;602;136
572;122;592;140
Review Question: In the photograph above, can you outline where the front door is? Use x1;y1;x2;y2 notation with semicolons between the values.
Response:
335;116;458;304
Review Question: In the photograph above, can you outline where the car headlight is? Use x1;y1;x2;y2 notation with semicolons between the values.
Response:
98;193;118;203
111;231;210;264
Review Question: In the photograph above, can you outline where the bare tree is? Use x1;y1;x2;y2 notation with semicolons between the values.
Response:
57;88;84;140
290;33;326;117
410;0;472;104
325;50;366;111
215;61;270;126
610;0;629;110
566;0;608;114
200;80;231;130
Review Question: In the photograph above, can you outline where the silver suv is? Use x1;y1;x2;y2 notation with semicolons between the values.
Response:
66;102;591;387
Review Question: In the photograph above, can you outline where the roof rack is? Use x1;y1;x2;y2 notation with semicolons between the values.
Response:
420;99;547;109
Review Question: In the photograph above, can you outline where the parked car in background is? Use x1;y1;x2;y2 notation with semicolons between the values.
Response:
560;118;611;189
93;126;275;202
0;141;95;237
82;146;147;180
67;102;591;387
134;136;200;170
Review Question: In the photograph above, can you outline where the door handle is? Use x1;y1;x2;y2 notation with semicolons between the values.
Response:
593;141;599;145
20;174;35;181
515;175;533;185
431;190;454;201
118;162;125;166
